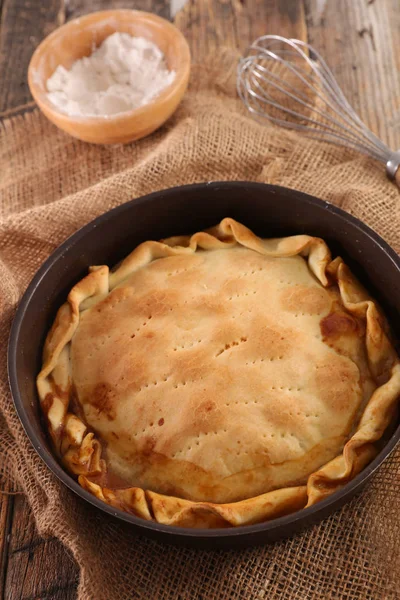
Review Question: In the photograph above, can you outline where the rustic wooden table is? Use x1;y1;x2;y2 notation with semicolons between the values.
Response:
0;0;399;598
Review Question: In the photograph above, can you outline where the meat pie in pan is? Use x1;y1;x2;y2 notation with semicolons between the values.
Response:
37;218;400;528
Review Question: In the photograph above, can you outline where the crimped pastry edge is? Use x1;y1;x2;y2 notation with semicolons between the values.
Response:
36;218;400;528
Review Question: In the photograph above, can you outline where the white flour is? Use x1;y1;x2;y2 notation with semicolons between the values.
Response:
46;32;176;117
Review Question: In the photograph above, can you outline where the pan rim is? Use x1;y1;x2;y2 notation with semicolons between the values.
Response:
7;180;400;541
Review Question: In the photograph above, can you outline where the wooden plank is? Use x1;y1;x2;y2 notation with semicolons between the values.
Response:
4;495;79;600
65;0;170;21
0;494;14;600
304;0;400;154
175;0;308;61
0;0;61;114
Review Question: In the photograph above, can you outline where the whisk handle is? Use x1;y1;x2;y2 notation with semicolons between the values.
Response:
386;151;400;188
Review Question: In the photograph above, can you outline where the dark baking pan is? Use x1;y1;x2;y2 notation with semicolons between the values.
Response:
8;181;400;549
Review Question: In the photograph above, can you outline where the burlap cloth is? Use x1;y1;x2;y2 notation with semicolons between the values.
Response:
1;48;400;600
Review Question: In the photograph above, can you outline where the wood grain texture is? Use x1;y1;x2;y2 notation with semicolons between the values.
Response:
3;495;79;600
0;495;13;600
1;1;400;599
304;0;400;151
65;0;170;22
0;0;61;114
175;0;307;60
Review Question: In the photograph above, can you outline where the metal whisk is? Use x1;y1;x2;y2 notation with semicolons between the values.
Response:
237;35;400;186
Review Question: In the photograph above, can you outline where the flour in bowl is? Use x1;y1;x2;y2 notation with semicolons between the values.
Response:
46;32;176;117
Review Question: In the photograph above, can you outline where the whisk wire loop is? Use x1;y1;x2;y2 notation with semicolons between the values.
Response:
239;64;385;160
237;34;400;183
246;61;381;153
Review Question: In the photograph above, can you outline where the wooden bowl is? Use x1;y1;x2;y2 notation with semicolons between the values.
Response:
27;10;191;144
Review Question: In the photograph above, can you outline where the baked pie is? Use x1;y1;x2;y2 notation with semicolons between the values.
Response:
37;218;400;528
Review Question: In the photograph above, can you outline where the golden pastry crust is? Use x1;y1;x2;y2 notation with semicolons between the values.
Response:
37;218;400;528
